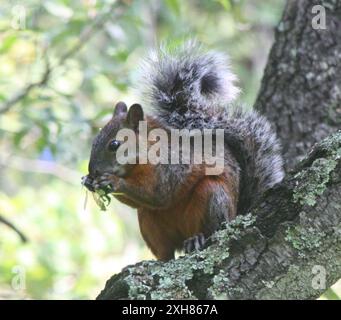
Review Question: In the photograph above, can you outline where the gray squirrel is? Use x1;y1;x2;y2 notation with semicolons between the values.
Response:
83;42;284;261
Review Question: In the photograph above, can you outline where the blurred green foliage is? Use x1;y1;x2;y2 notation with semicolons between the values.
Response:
0;0;339;299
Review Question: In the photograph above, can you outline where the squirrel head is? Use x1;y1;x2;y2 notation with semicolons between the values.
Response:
83;102;144;192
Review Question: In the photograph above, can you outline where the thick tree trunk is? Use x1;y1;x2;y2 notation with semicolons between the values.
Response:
255;0;341;170
96;1;341;300
97;131;341;300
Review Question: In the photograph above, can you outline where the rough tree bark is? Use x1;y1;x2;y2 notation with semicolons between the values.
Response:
96;0;341;300
255;0;341;170
97;132;341;300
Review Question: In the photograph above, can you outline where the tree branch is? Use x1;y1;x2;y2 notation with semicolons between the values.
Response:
97;131;341;300
0;215;28;243
0;57;51;114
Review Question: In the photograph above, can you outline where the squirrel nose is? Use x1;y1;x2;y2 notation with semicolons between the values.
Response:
82;175;95;192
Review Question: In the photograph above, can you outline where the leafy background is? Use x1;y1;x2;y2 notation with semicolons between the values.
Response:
0;0;339;299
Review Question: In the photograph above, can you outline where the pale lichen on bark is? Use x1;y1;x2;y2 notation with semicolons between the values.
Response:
98;214;257;300
292;131;341;206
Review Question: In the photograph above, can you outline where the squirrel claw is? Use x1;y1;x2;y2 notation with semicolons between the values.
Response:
183;233;206;254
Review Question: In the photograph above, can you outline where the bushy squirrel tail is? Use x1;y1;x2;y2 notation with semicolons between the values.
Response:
224;107;285;214
139;41;240;127
139;42;284;214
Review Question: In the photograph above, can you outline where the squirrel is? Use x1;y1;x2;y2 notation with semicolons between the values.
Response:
83;43;284;261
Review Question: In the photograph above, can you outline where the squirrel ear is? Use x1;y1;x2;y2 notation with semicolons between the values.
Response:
127;104;144;130
113;101;127;117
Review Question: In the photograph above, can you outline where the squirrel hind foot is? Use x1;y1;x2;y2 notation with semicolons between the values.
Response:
183;233;206;254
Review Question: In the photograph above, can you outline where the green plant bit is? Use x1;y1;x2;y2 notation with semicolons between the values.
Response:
93;191;111;211
92;186;124;211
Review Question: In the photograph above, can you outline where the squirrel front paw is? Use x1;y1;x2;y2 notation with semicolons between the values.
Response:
92;173;119;192
183;233;206;253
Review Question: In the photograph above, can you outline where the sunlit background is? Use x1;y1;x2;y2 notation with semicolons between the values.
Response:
0;0;339;299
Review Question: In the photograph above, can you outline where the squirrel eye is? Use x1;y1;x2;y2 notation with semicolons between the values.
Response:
108;139;121;152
